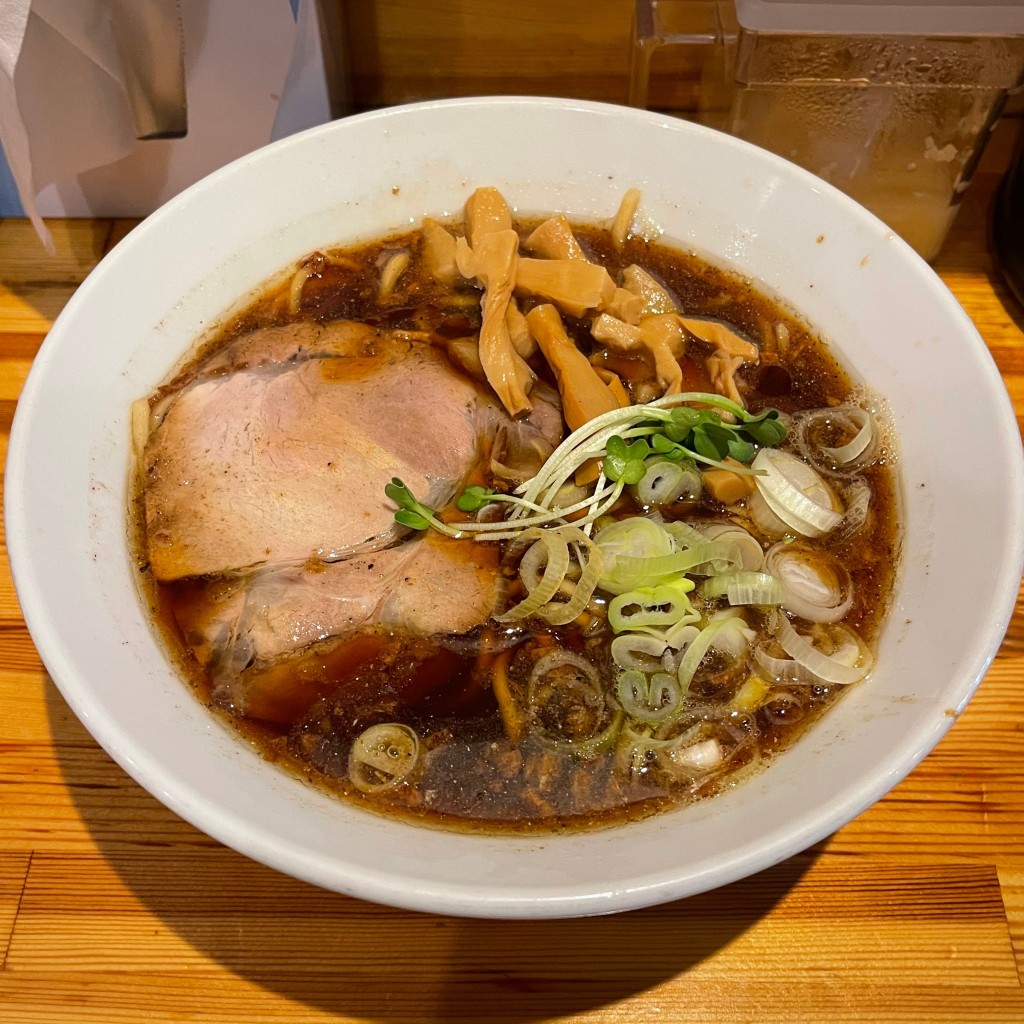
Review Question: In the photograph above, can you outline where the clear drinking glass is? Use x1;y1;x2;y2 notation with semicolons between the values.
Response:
630;0;1024;260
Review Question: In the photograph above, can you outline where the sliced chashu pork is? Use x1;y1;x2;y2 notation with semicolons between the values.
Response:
144;323;558;581
175;531;501;722
142;320;563;719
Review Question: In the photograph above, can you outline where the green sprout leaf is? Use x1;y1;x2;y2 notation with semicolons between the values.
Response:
384;478;414;506
692;424;727;462
604;435;629;480
385;477;436;532
604;435;651;484
726;436;756;463
647;403;787;471
456;485;498;512
742;408;787;446
651;433;678;455
664;406;704;442
394;508;432;530
651;434;688;461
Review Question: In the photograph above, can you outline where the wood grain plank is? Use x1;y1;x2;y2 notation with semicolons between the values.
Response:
998;865;1024;983
4;918;1018;982
343;0;635;107
0;974;1022;1024
10;850;1006;920
0;398;17;432
5;853;1016;990
986;340;1024;376
0;330;45;407
0;331;47;360
101;220;142;255
0;220;112;333
0;742;218;854
0;670;51;744
822;774;1024;861
0;491;7;551
0;628;44;675
0;219;111;280
0;550;26;620
0;671;96;746
0;355;34;402
0;852;31;969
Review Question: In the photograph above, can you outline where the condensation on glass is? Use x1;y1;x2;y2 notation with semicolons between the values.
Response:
630;0;1024;260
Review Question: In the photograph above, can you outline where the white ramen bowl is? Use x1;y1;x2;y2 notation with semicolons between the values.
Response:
7;98;1023;919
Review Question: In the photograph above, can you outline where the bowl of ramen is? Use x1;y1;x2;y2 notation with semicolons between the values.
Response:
7;97;1023;918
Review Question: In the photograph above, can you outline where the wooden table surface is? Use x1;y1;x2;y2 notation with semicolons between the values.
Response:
0;173;1022;1024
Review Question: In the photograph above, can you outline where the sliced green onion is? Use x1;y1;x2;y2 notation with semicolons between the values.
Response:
796;405;879;473
751;448;843;538
537;710;624;759
764;541;853;623
661;620;701;651
698;522;765;571
495;528;569;622
616;669;685;725
675;616;746;693
528;649;602;699
620;720;688;753
615;723;663;778
654;717;729;779
348;723;420;794
753;646;804;683
611;540;744;587
595;517;674;594
512;392;754;513
701;571;783;606
640;621;701;668
662;520;706;549
822;407;876;465
611;633;668;673
774;615;871;685
497;526;601;625
527;649;609;749
670;737;724;772
833;479;871;542
705;609;757;657
539;528;603;626
596;516;673;560
608;579;697;633
634;456;702;506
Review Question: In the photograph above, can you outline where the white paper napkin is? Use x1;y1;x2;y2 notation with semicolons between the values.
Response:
0;0;329;250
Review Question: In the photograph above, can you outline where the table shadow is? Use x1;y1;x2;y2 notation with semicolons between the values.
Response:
45;679;817;1022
